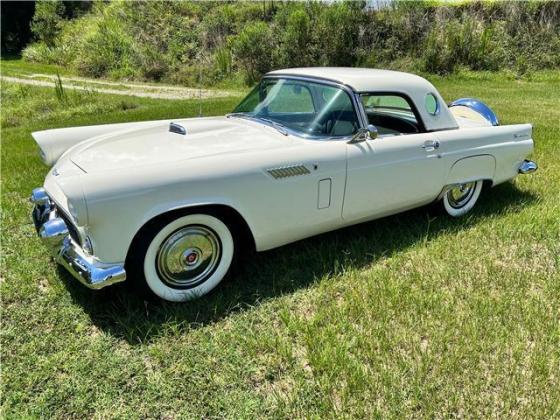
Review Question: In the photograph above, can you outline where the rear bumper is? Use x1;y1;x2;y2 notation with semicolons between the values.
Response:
519;159;538;174
30;187;126;290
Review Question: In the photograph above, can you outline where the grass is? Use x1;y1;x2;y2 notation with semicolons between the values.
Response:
1;67;559;418
0;55;75;78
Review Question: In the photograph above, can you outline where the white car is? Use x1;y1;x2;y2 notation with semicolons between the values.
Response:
30;68;537;302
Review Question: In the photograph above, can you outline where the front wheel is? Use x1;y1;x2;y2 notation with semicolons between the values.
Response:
134;213;235;302
442;180;483;217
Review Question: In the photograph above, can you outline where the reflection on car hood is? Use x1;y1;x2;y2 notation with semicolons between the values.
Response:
68;116;292;173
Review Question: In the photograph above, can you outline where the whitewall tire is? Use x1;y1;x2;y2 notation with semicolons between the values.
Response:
442;180;483;217
141;214;234;302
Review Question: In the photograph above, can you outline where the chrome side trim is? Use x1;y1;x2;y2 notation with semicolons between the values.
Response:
267;164;311;179
31;188;126;290
519;159;538;174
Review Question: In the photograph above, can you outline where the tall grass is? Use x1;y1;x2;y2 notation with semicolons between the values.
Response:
53;73;66;102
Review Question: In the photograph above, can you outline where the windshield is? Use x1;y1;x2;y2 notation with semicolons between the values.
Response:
232;78;360;138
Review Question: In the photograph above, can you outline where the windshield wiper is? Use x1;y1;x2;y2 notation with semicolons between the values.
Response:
226;112;252;120
227;113;288;136
255;117;289;136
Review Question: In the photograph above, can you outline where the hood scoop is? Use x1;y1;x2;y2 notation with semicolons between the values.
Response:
169;122;186;135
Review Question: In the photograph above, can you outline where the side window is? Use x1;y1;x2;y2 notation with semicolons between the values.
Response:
314;84;360;137
361;94;420;135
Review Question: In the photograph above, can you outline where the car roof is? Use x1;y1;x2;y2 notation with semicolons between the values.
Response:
266;67;429;93
265;67;459;131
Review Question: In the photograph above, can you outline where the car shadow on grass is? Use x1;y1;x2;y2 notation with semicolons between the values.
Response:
57;182;538;344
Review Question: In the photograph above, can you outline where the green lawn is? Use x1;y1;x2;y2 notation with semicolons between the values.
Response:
1;71;559;418
0;56;75;78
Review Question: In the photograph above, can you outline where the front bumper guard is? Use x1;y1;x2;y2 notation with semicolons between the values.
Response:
31;187;126;290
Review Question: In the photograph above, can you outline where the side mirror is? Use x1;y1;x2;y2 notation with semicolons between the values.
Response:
348;124;378;144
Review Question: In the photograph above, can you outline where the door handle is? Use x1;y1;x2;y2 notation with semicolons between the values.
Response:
422;140;440;150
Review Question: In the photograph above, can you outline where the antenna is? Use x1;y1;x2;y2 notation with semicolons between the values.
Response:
198;55;203;117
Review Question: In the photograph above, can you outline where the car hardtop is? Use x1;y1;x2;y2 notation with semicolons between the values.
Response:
265;67;459;132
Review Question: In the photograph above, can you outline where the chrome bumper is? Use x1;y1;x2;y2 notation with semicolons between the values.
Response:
519;159;538;174
30;187;126;290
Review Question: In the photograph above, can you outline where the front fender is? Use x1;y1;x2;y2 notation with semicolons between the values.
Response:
32;119;172;166
85;187;259;264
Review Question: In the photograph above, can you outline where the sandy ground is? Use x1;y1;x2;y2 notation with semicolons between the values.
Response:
1;74;235;100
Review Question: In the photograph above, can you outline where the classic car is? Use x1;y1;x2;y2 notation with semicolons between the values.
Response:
30;68;537;302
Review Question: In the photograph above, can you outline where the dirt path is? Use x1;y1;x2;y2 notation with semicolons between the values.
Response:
1;74;235;100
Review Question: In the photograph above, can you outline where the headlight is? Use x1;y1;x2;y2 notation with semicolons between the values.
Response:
83;235;94;255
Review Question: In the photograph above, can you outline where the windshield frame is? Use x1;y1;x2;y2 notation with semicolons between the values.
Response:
229;75;368;140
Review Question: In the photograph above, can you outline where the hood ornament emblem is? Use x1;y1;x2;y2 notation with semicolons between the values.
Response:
169;122;186;135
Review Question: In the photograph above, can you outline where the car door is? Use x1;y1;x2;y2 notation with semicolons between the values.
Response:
342;93;446;221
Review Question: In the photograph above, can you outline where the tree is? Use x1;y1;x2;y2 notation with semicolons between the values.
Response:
31;0;65;47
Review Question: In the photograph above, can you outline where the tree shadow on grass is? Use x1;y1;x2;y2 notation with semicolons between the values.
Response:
58;182;539;344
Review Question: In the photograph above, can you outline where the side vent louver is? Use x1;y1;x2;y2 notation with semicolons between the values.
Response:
267;164;310;179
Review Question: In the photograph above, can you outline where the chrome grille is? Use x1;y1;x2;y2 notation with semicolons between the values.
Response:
267;164;310;179
55;205;81;245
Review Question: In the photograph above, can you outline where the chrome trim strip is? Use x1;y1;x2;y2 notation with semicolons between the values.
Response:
30;188;126;289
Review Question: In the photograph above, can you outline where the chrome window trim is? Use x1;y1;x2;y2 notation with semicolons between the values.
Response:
232;75;367;142
425;92;440;116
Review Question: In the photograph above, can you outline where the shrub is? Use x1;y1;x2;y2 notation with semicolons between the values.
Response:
21;42;58;64
277;7;313;68
232;22;276;83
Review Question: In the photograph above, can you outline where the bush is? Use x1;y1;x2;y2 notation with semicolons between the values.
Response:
21;42;58;64
74;5;135;79
20;0;560;85
232;22;276;83
277;7;313;68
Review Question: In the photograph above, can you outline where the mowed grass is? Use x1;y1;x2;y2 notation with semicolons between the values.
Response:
1;71;559;418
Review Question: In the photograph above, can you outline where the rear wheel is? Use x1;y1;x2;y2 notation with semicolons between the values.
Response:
131;213;235;302
442;180;483;217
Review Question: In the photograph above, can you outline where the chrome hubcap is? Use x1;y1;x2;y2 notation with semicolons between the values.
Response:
156;225;221;289
447;182;476;209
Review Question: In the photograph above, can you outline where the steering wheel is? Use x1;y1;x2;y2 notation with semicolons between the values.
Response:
324;111;360;136
306;111;360;136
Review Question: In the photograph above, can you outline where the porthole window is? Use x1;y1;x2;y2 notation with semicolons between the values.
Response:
425;93;439;116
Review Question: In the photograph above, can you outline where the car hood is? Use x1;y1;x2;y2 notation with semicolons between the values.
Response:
68;116;292;174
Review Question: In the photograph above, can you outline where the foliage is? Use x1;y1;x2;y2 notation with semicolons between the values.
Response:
20;1;560;84
30;0;65;47
232;22;275;83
